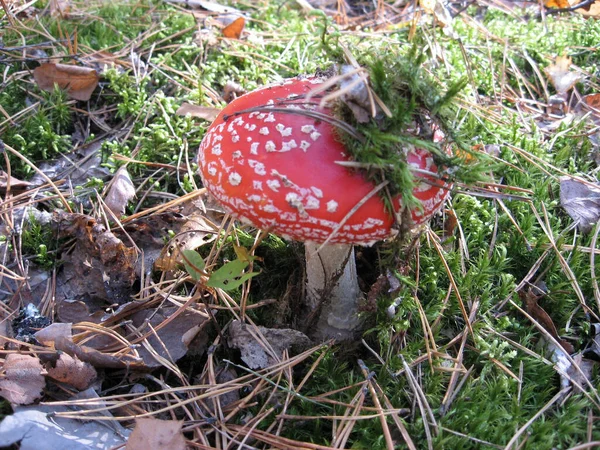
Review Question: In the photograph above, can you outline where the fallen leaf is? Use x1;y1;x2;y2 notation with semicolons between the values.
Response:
559;176;600;233
544;56;582;95
545;0;569;7
574;93;600;126
0;354;45;405
228;320;311;369
152;209;217;273
0;320;8;347
519;286;574;353
0;404;129;449
46;353;96;390
29;134;112;187
50;0;70;16
550;344;595;392
0;171;31;191
104;166;136;216
222;16;245;38
55;336;145;369
54;211;137;306
130;305;211;367
33;62;99;101
568;0;600;15
176;103;222;121
34;322;72;347
126;418;186;450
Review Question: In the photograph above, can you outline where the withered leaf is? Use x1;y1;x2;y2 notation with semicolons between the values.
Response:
228;320;311;369
46;353;96;390
154;212;217;273
0;354;45;405
222;16;245;39
54;211;137;306
519;287;574;354
544;56;582;95
54;336;144;369
33;63;99;101
50;0;71;16
0;171;31;191
126;418;186;450
34;322;72;347
176;103;222;121
130;306;211;367
104;166;136;216
559;176;600;233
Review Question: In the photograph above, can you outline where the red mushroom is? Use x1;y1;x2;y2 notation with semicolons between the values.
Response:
198;75;451;340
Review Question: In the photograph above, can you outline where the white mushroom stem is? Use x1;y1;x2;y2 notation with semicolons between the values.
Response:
304;242;363;341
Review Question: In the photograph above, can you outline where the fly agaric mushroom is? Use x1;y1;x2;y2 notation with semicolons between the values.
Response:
198;75;451;340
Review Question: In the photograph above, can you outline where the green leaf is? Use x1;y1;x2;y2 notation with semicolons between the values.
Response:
181;249;205;281
207;259;259;291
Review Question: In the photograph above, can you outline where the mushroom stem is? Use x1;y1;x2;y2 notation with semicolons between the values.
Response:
304;242;363;341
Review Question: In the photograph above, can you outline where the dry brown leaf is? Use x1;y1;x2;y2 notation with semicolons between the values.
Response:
222;16;245;38
545;0;570;8
568;0;600;15
54;211;137;305
0;354;45;405
0;320;9;347
175;103;222;121
519;287;574;354
0;171;31;191
33;63;99;101
104;166;136;216
55;336;144;369
50;0;71;16
559;176;600;233
228;320;311;369
34;322;72;347
130;306;211;367
544;56;582;95
154;212;217;272
126;418;186;450
46;353;96;390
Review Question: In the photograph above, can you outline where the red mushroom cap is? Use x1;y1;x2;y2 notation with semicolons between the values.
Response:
198;76;451;245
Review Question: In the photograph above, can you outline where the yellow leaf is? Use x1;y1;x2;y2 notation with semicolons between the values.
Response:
545;0;569;8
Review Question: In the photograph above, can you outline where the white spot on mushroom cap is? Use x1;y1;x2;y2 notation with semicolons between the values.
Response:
311;187;323;198
267;179;280;192
300;141;311;151
248;160;266;176
207;162;218;176
265;141;276;152
259;127;270;135
305;196;320;210
280;140;297;152
264;113;276;123
211;143;222;155
310;131;321;141
276;123;293;137
229;172;242;186
326;200;338;213
301;125;316;134
250;142;259;154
